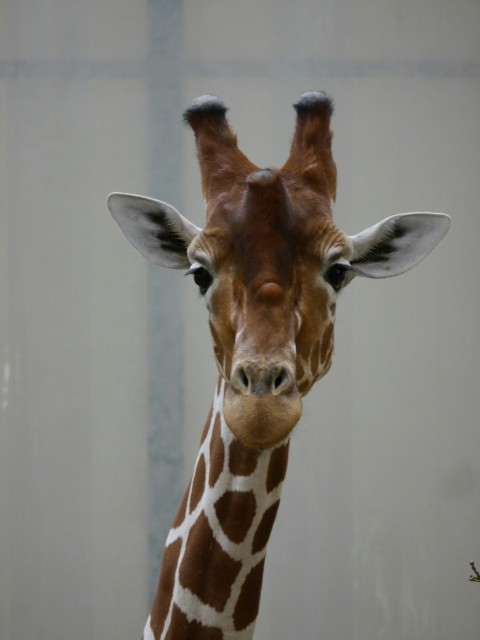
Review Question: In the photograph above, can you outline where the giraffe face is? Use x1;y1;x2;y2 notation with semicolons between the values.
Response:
108;92;450;450
186;171;352;448
178;93;344;448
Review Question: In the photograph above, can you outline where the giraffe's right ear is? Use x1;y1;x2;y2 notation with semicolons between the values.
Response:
107;193;201;269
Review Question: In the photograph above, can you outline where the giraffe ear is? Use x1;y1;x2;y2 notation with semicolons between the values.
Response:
349;212;450;278
107;193;201;269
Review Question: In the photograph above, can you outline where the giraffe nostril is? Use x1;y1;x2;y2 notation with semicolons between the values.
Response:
232;366;250;395
232;362;295;397
273;369;288;390
237;367;250;393
271;367;294;395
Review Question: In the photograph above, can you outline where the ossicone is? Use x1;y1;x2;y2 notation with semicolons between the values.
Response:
282;90;337;204
243;168;292;223
183;94;257;205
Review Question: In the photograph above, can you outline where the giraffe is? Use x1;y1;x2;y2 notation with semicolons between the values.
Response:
107;91;450;639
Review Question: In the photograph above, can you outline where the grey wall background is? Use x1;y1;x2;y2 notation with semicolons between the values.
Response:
1;1;479;639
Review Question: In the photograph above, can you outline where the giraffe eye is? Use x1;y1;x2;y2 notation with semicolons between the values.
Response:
325;264;349;291
186;264;213;295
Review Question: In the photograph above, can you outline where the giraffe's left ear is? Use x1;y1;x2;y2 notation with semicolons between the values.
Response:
107;193;201;269
349;212;450;278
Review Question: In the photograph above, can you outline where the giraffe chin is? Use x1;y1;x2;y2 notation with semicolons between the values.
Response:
223;386;303;449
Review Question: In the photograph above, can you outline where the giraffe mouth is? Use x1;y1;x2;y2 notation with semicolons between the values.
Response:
223;385;302;449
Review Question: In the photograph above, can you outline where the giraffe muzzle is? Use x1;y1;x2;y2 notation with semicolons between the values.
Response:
223;360;302;449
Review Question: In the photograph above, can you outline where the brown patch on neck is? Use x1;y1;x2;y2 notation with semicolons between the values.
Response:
150;538;182;637
209;413;225;487
252;500;281;554
266;443;289;493
228;439;260;476
172;482;190;529
200;405;213;445
179;512;242;612
214;490;257;544
189;454;206;513
233;559;266;631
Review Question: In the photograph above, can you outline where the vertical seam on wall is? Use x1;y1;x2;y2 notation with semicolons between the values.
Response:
146;0;185;603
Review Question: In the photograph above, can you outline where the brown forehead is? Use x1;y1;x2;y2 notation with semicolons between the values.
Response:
194;180;348;280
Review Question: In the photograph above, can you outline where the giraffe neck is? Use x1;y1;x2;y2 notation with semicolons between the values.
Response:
144;379;290;640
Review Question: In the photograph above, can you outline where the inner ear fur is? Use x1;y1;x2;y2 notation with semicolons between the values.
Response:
349;212;450;278
107;192;201;269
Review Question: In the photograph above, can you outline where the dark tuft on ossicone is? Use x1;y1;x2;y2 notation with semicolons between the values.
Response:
183;95;228;124
293;91;334;116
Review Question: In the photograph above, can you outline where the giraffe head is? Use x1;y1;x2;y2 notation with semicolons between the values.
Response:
108;92;449;449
